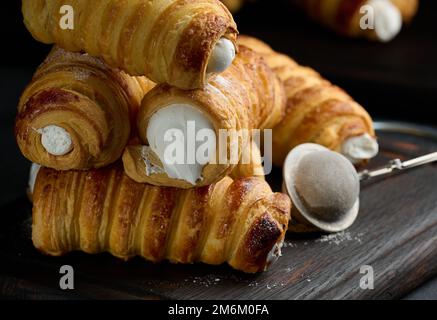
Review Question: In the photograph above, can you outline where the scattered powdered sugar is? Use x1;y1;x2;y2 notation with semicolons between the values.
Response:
282;241;298;248
183;273;291;291
176;232;364;291
316;231;363;245
250;281;287;290
185;276;220;287
184;274;242;288
281;231;364;250
266;283;277;290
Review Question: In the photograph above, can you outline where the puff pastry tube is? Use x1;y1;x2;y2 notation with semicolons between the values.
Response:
15;46;154;171
22;0;238;89
31;164;290;273
295;0;419;42
238;36;377;167
230;140;265;180
123;46;285;188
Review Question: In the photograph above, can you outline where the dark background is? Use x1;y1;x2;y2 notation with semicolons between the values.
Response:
0;0;436;299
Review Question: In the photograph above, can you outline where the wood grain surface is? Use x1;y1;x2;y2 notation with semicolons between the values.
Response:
1;127;437;300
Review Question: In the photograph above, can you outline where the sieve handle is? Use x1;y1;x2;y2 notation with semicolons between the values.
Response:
359;152;437;181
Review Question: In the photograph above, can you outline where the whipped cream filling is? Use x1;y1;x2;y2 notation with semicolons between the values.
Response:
38;125;73;156
368;0;402;42
146;104;216;185
28;163;41;195
341;133;379;164
266;240;283;267
207;38;236;74
140;146;164;176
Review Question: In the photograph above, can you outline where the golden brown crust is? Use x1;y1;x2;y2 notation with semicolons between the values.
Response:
22;0;238;89
230;139;266;180
15;46;154;170
123;46;285;187
238;36;375;167
32;164;291;273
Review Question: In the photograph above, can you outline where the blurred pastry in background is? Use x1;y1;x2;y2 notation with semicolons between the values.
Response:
295;0;419;42
391;0;419;23
221;0;244;13
238;36;378;166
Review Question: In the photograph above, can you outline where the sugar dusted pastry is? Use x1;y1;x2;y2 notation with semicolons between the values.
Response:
22;0;238;89
238;36;377;166
31;164;290;273
296;0;419;42
123;46;285;188
15;46;154;170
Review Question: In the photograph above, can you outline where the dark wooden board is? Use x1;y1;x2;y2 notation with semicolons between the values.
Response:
1;123;437;300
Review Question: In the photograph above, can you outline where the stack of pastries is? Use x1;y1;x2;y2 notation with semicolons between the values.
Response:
17;0;376;273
